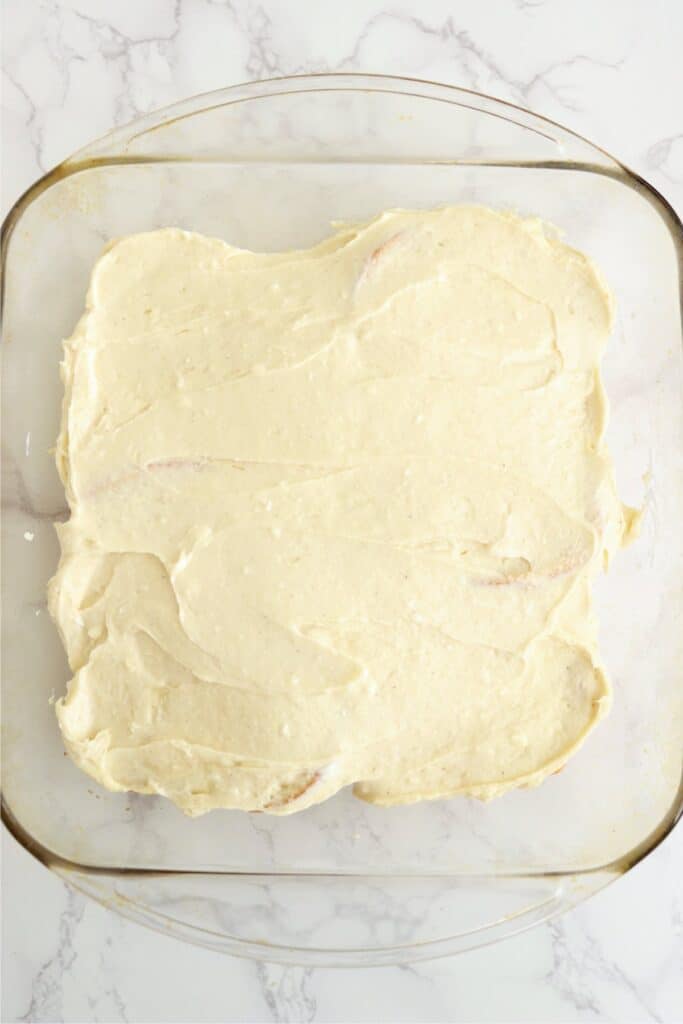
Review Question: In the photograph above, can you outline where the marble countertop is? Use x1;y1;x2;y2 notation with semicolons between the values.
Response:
2;1;682;1021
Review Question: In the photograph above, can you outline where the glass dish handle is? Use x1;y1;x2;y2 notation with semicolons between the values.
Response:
56;866;617;965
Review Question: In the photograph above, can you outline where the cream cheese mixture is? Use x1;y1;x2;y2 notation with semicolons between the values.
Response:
50;206;636;815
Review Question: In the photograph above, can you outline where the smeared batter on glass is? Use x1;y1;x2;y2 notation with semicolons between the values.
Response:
50;206;636;815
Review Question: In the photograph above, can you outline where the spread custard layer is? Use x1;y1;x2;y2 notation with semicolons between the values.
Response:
50;206;636;815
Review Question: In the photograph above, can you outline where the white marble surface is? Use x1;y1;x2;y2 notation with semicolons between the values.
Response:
2;1;682;1020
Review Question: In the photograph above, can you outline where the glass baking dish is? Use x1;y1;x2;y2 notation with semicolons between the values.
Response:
2;74;682;966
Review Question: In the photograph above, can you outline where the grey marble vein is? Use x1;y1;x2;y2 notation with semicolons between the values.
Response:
547;916;664;1022
255;964;317;1024
17;888;86;1024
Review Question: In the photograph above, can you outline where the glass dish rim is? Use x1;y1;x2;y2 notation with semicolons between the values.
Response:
2;72;682;888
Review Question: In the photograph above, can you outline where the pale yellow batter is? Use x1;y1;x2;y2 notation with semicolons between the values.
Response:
50;206;636;815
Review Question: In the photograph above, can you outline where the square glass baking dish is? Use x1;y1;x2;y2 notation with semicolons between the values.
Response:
2;74;682;965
